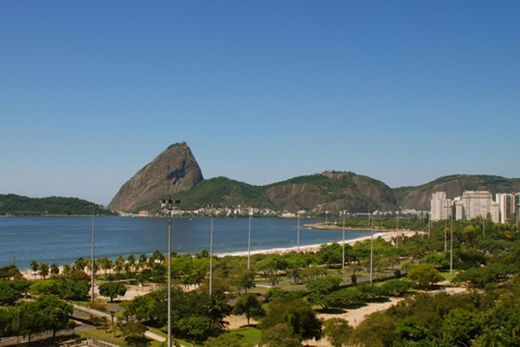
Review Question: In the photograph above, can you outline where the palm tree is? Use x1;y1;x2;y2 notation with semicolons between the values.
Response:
50;263;60;276
39;262;49;279
114;256;125;274
98;257;113;275
127;255;136;272
138;254;148;271
30;260;40;274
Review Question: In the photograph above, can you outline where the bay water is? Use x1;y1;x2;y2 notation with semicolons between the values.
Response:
0;216;371;268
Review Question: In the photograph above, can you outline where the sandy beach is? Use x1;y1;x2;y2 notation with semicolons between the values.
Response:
216;229;423;257
19;229;423;280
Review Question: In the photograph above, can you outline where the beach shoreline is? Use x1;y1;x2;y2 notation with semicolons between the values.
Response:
216;229;423;257
18;230;424;278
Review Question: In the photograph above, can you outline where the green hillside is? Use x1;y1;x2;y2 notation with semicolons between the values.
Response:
170;177;276;210
0;194;112;216
153;171;397;213
394;174;520;210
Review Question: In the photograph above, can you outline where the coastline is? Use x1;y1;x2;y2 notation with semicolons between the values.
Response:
18;230;423;278
215;230;423;257
303;222;420;233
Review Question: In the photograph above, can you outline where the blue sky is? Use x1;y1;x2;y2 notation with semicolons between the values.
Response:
0;1;519;205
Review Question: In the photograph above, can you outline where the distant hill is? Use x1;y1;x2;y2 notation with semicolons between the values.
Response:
262;171;396;213
166;177;276;210
0;194;111;216
394;174;520;210
164;171;397;214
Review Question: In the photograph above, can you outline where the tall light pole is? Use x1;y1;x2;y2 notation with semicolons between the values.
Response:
369;211;374;285
161;199;179;347
450;215;454;275
341;210;346;272
444;204;448;253
296;211;300;251
209;209;214;296
91;204;95;303
247;207;253;271
396;210;399;249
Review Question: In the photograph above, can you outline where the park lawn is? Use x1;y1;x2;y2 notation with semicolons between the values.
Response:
147;326;198;347
439;271;457;282
79;326;126;345
278;283;307;291
231;326;262;347
80;326;165;347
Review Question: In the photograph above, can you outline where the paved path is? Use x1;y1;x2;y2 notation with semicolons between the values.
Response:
0;322;91;347
73;304;184;346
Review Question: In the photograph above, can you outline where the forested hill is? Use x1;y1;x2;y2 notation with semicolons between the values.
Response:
394;174;520;210
159;171;398;214
0;194;112;216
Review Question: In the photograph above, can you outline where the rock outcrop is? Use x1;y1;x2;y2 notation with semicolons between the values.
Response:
108;143;203;212
264;171;397;213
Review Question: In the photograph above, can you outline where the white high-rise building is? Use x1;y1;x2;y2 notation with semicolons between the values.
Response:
490;201;500;223
496;193;510;223
430;192;453;221
462;191;493;220
454;198;464;220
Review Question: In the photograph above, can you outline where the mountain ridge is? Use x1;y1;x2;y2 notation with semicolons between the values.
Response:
107;143;520;213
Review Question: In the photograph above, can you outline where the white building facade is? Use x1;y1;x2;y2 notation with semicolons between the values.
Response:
430;192;453;221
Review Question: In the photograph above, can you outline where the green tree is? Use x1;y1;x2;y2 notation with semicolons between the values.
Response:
38;262;49;279
99;282;127;302
260;323;301;347
204;333;242;347
323;318;353;347
0;265;22;280
261;297;322;342
50;263;60;276
407;263;443;290
442;308;481;346
233;294;265;326
237;270;255;293
379;279;410;297
30;260;39;273
119;320;148;347
350;311;395;347
307;276;342;308
0;281;19;305
33;295;73;337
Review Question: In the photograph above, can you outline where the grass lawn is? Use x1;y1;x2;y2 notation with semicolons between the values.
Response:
231;326;262;347
146;326;198;347
79;326;126;345
439;271;457;282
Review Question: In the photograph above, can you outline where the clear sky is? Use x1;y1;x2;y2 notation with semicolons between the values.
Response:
1;1;519;205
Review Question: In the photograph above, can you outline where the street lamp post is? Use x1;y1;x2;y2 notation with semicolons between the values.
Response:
160;199;180;347
91;204;96;303
247;208;253;271
209;209;214;296
369;211;374;285
341;210;346;272
296;211;300;251
450;216;454;275
396;210;399;249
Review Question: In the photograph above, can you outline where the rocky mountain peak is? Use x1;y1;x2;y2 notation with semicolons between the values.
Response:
108;143;203;212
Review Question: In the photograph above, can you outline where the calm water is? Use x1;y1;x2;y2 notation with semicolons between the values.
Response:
0;216;371;268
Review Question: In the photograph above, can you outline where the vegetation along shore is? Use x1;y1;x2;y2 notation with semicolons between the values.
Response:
1;217;519;346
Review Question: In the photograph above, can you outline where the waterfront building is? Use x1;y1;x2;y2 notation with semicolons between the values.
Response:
496;193;519;223
490;201;500;223
454;198;464;220
430;192;453;221
462;191;493;220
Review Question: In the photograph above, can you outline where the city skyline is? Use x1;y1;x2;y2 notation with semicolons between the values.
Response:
1;1;519;204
